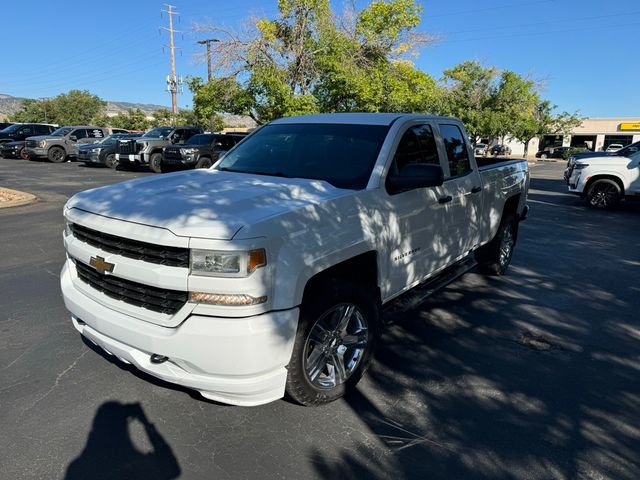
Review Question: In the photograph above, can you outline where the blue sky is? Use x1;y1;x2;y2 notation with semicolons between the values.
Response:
2;0;638;117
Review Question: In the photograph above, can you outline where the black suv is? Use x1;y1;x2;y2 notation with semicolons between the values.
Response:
77;133;142;168
161;133;247;172
0;123;56;159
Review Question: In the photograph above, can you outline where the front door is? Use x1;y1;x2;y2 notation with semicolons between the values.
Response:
382;123;450;299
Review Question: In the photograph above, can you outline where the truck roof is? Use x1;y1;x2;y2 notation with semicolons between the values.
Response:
270;112;456;126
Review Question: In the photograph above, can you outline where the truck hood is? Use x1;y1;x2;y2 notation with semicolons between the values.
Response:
576;155;630;166
66;169;348;240
27;135;61;142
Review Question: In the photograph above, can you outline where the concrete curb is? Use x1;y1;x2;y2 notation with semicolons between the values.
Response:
0;187;38;209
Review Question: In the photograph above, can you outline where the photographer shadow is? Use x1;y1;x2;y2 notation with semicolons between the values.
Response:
65;401;181;480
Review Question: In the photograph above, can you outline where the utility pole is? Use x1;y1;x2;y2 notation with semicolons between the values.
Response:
197;38;219;82
197;38;219;132
161;4;181;119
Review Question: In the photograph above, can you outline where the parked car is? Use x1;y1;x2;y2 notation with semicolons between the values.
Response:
604;143;624;152
566;150;640;208
77;133;142;168
0;123;56;144
60;113;530;407
535;146;570;159
24;126;109;163
115;126;203;173
0;140;28;159
491;144;512;156
474;143;488;156
161;133;246;172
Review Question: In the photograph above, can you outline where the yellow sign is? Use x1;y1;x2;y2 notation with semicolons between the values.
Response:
619;123;640;131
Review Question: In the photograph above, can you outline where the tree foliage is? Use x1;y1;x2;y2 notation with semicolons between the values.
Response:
191;0;440;124
10;90;106;125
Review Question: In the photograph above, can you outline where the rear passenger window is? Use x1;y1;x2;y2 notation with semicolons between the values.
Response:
439;124;471;177
71;129;88;140
88;129;104;138
20;127;33;136
392;124;440;174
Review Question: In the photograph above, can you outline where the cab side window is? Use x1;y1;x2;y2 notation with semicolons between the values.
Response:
88;129;104;139
439;124;471;177
391;124;440;175
71;129;88;140
20;126;33;137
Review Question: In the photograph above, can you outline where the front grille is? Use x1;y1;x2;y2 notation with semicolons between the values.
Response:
116;140;142;155
26;140;38;148
75;260;188;315
163;148;184;162
70;223;189;268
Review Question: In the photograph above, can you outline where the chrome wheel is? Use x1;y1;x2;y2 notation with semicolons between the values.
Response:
499;226;515;268
303;303;368;389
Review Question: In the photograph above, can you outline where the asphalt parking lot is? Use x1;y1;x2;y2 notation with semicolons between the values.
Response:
1;158;639;480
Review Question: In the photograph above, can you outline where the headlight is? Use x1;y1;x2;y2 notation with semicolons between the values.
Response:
180;148;197;155
64;219;73;237
574;163;589;170
190;249;266;277
38;140;47;148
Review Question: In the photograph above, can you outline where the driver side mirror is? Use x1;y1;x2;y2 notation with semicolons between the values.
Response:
386;164;444;194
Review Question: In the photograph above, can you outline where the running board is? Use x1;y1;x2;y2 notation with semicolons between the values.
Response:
382;256;477;321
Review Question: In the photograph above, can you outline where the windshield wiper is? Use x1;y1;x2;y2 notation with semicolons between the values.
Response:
218;167;295;179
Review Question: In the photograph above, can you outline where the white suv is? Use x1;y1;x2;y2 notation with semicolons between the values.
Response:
567;150;640;208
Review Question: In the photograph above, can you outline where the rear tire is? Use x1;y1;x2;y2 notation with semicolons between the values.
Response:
585;179;621;209
149;153;163;173
48;146;66;163
19;147;29;160
475;214;518;276
285;282;380;406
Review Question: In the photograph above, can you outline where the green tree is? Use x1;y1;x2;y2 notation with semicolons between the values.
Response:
441;61;498;143
108;109;150;130
190;0;439;124
148;108;173;127
11;90;106;125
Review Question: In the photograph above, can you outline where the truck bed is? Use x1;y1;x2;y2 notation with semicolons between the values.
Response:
476;157;526;170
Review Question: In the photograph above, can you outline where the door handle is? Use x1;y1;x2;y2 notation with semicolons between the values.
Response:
438;195;453;204
471;186;482;193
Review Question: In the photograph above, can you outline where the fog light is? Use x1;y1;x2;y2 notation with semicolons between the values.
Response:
190;292;267;306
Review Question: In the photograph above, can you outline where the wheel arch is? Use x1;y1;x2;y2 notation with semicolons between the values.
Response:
584;174;625;196
301;251;380;306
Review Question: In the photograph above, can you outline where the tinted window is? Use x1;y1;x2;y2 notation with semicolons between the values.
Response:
217;123;389;190
87;128;104;138
439;124;471;177
19;126;33;136
142;127;173;138
186;134;216;145
36;125;51;135
51;127;73;136
71;129;88;140
391;124;440;174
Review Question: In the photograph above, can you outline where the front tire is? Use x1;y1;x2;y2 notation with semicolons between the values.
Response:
20;147;29;160
476;214;518;276
195;157;213;169
286;283;380;406
540;153;548;159
149;153;163;173
105;153;118;169
586;179;621;209
48;146;66;163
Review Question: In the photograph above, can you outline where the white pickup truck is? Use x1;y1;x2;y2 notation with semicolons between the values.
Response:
566;150;640;208
60;113;529;406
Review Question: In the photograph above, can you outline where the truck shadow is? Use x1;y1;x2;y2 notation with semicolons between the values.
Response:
65;401;181;480
310;175;640;479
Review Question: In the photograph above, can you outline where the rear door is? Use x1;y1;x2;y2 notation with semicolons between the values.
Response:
434;122;483;260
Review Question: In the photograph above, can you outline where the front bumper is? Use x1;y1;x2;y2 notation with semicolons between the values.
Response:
78;151;102;163
61;262;299;406
25;147;48;158
116;153;147;165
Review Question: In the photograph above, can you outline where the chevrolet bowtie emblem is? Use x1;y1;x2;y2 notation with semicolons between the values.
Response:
90;256;115;275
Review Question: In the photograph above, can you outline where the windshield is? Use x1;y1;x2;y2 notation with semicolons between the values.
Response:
142;127;173;138
186;134;216;145
1;124;21;133
51;127;73;136
94;135;120;145
216;123;390;190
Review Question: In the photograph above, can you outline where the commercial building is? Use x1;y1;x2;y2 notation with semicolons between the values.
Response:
504;117;640;156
